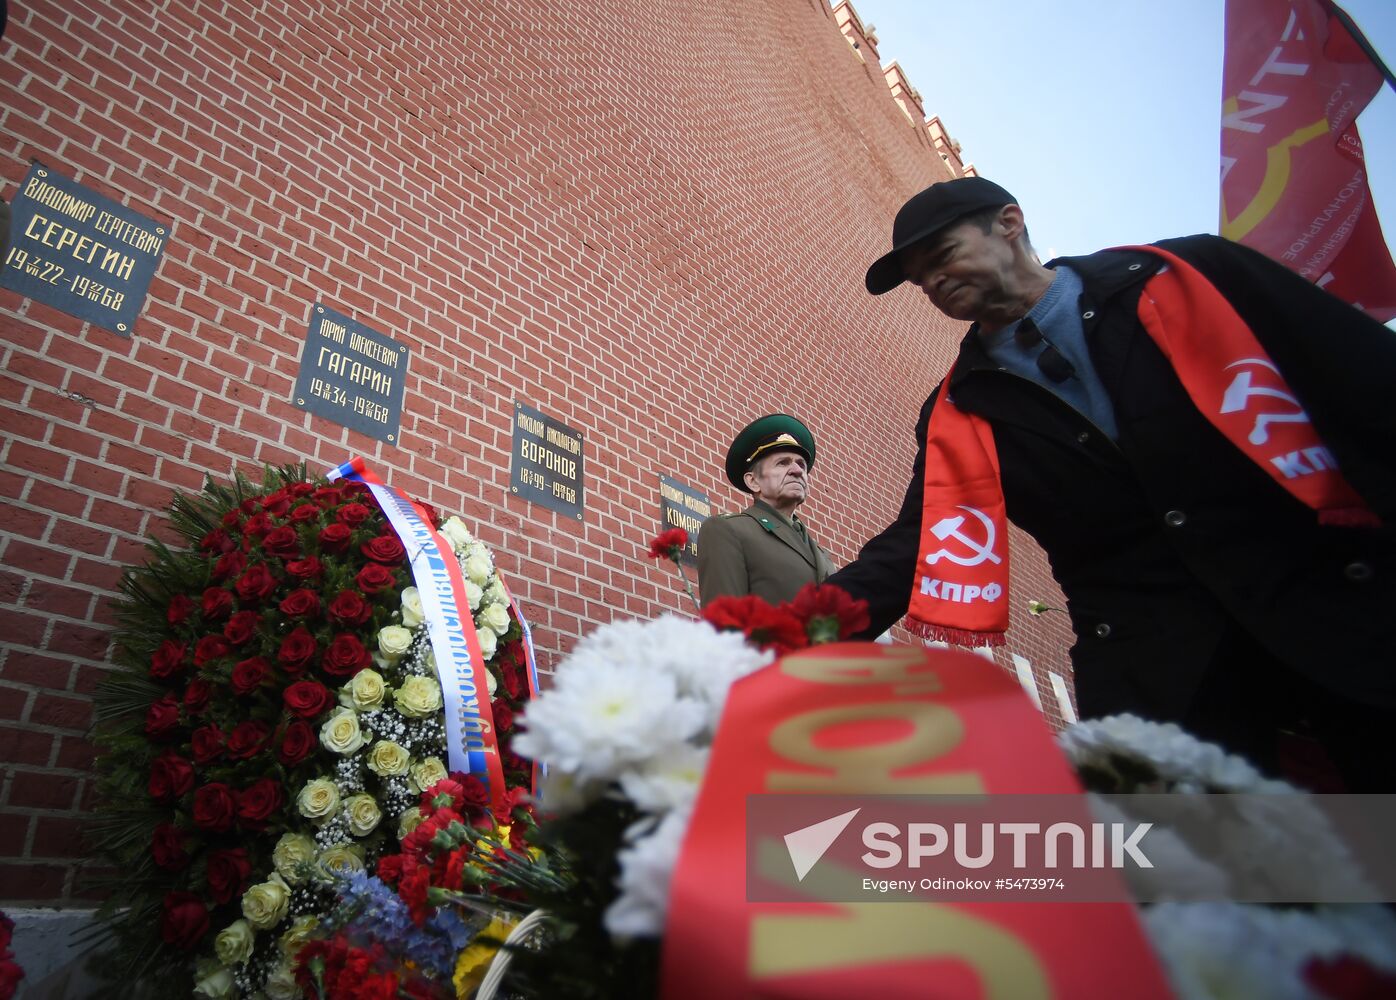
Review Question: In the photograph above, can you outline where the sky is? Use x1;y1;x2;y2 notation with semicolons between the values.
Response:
848;0;1396;262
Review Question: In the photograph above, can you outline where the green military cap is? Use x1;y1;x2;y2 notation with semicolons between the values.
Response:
725;414;817;491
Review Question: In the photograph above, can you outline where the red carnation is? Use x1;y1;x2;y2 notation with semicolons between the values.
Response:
278;720;317;766
1304;954;1396;1000
337;502;373;527
491;784;531;826
183;678;212;715
191;782;237;832
223;609;261;646
193;635;231;668
285;555;324;580
319;523;352;552
289;502;321;524
190;724;226;764
355;563;396;595
235;563;278;604
159;891;209;951
212;549;248;581
150;822;190;871
283;679;333;719
149;639;187;680
703;595;809;656
458;775;491;813
262;525;301;559
788;583;871;644
647;527;688;561
148;751;194;802
236;778;285;830
277;627;318;674
360;535;406;565
322;633;371;676
144;694;181;741
230;656;271;695
226;720;271;760
278;588;321;619
327;590;371;627
205;847;252;905
166;594;193;626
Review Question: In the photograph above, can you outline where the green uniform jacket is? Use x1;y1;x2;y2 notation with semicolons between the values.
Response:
697;500;835;607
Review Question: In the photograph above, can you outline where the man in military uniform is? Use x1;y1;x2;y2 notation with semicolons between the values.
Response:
698;414;835;607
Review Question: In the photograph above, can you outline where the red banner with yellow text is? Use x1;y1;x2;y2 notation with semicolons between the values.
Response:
1220;0;1395;322
659;644;1173;999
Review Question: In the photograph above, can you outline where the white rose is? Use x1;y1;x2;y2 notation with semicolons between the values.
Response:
394;675;442;718
366;739;411;777
409;756;448;794
343;793;382;837
297;778;341;823
377;625;413;661
340;668;386;711
193;967;235;999
477;627;497;660
486;669;498;698
478;602;511;637
264;964;300;1000
214;919;255;967
464;553;492;586
278;915;318;959
464;580;484;610
400;586;425;628
440;516;475;552
483;580;507;607
320;708;367;755
317;841;366;874
241;874;290;930
271;832;317;884
397;806;424;841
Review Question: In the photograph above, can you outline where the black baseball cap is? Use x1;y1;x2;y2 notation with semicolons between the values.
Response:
864;177;1017;295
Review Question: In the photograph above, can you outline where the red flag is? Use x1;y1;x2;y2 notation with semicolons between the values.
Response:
1221;0;1396;322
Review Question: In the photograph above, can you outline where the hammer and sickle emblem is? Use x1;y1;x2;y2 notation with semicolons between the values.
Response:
1219;358;1310;446
925;506;1001;567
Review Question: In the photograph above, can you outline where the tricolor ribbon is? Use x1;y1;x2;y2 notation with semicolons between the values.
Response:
494;571;545;794
328;457;505;811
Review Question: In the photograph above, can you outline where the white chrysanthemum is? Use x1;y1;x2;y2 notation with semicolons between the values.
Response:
617;744;709;815
604;803;692;938
532;768;605;816
1059;715;1281;792
514;658;706;785
1086;794;1231;901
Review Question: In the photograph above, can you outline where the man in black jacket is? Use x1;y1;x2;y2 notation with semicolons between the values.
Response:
829;177;1396;790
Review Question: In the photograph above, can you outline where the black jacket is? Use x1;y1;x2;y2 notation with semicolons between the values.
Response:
829;235;1396;721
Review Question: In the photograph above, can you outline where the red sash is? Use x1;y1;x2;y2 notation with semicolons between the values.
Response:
906;247;1377;646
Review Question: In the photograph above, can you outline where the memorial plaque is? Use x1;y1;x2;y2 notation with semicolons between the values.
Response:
292;304;409;444
658;476;710;566
1;161;169;336
510;402;585;520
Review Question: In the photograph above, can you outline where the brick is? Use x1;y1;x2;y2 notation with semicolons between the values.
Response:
32;816;90;860
0;861;67;900
6;771;80;810
54;735;97;771
0;540;71;579
0;813;29;857
29;693;93;731
0;726;53;767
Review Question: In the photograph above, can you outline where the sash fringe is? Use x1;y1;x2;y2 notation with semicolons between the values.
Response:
1319;507;1382;528
902;617;1006;649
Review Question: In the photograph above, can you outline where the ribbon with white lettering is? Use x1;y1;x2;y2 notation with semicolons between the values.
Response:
660;643;1172;999
327;457;505;810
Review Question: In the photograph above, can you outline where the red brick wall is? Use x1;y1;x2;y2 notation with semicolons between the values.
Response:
0;0;1074;905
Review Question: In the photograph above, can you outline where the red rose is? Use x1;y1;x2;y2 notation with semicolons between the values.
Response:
230;656;270;695
501;657;526;700
212;549;247;581
183;678;213;715
338;503;372;527
360;535;406;565
283;679;333;718
260;490;291;517
200;528;234;553
193;635;231;668
262;525;301;559
149;639;187;680
192;782;237;832
223;609;260;646
490;698;514;735
410;497;440;528
242;512;272;538
322;633;370;676
205;847;252;905
277;627;318;674
314;486;344;508
289;503;321;524
222;509;243;530
159;891;209;951
190;724;225;763
318;523;352;552
150;822;190;871
285;555;324;580
144;694;181;741
355;563;396;594
278;588;320;619
148;751;194;802
328;590;371;627
166;594;193;626
235;563;278;604
226;721;271;760
278;720;316;765
289;482;316;498
200;586;234;622
236;778;285;830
